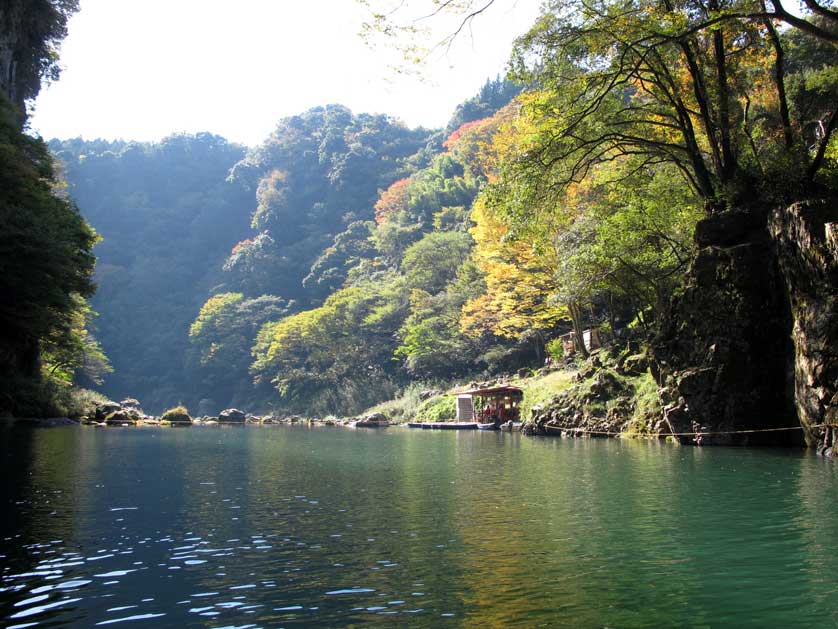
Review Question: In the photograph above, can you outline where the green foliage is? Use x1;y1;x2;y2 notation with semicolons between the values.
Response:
251;283;405;415
413;394;456;422
432;206;471;231
506;0;838;210
303;221;377;297
63;387;111;418
373;153;479;263
545;338;564;362
445;76;523;134
401;231;472;293
622;372;662;437
0;94;99;416
188;292;291;409
40;295;112;385
363;381;439;422
228;105;432;299
395;258;502;379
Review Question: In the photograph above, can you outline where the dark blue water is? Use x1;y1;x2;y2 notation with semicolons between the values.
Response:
1;424;836;627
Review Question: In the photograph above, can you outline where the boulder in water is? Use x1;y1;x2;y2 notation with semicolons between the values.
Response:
355;413;389;427
95;402;122;421
219;408;246;423
105;410;136;426
120;398;142;410
161;405;192;425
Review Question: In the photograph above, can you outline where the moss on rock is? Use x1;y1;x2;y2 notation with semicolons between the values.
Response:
161;405;192;425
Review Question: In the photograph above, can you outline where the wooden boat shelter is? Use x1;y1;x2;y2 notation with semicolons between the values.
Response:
456;385;523;425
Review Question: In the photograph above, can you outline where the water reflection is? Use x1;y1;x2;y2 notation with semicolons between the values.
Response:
0;425;837;626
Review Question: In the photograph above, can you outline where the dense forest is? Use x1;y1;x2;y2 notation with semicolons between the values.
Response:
2;0;836;445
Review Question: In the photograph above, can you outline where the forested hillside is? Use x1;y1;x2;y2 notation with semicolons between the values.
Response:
48;134;251;411
51;102;449;412
53;80;538;415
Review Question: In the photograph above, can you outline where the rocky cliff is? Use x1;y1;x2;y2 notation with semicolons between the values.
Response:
0;0;75;114
653;201;837;449
770;201;838;451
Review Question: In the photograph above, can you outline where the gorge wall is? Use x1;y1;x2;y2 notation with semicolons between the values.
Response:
654;200;837;448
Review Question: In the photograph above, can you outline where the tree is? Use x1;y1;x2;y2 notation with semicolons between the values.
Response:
395;259;493;378
303;221;378;298
401;230;473;293
366;0;837;207
189;292;291;409
226;104;432;302
461;197;568;342
40;295;111;386
501;0;837;213
0;93;98;414
251;282;405;414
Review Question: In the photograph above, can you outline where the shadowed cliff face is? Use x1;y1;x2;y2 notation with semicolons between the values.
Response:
0;0;76;115
770;201;838;451
0;2;24;109
653;201;838;448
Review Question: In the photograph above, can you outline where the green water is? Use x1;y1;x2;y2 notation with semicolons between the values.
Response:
1;425;836;627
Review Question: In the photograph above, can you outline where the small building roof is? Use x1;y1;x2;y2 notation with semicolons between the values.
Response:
457;385;524;397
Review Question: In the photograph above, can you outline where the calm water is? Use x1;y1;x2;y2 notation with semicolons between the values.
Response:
1;425;837;628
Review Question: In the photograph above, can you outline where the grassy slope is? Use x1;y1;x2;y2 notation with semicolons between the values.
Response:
363;368;577;424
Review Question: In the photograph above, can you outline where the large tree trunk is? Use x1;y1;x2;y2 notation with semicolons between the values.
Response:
568;300;589;358
652;201;837;447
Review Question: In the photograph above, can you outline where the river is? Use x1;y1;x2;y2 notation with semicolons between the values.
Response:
1;424;836;627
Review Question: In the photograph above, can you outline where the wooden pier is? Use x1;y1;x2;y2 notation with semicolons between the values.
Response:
406;422;478;430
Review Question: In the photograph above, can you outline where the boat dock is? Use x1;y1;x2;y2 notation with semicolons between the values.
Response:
406;422;478;430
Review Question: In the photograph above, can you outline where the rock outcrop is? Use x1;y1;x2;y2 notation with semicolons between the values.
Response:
524;350;658;437
770;201;838;452
653;201;837;448
94;402;122;422
218;408;246;423
354;413;390;427
104;410;137;426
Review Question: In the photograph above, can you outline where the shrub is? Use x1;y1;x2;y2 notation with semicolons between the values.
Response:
546;338;565;361
64;388;112;418
364;381;446;422
622;372;662;437
413;395;456;422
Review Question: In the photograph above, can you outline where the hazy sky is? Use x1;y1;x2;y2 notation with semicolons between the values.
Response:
30;0;541;146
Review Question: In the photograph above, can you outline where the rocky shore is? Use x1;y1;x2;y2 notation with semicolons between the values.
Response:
522;347;664;440
77;399;392;430
520;344;836;456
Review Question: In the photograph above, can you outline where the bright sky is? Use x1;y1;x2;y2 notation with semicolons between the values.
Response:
30;0;542;146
